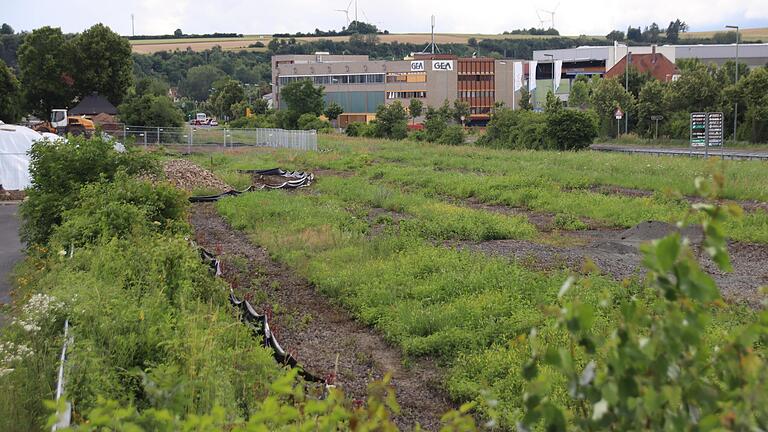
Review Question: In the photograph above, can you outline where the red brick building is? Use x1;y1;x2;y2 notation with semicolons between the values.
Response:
605;48;679;82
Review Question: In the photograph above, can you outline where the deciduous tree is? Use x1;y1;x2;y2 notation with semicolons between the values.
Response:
69;24;133;105
17;26;74;117
0;59;21;123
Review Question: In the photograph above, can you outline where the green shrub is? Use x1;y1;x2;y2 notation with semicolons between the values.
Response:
19;135;158;245
520;176;768;431
438;124;466;146
373;102;409;140
345;121;375;137
409;129;427;142
50;173;189;249
424;113;449;143
478;108;547;149
545;108;598;150
228;113;277;129
297;113;331;131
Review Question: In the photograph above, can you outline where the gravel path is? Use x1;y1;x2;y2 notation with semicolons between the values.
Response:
190;203;453;430
0;203;23;325
455;220;768;309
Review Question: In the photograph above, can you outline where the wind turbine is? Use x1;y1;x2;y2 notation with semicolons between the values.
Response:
535;10;547;29
335;0;353;26
540;2;559;30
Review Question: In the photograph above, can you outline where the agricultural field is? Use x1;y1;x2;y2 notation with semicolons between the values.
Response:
129;35;271;53
129;32;578;53
683;27;768;42
186;135;768;427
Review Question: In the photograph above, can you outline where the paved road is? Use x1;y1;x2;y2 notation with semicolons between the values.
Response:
0;203;23;308
591;144;768;161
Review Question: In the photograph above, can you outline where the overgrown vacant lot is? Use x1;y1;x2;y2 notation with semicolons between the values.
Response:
191;136;766;426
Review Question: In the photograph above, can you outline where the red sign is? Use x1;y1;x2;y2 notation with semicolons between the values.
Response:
614;108;624;119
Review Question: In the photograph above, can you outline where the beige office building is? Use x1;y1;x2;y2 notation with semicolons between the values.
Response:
272;53;531;126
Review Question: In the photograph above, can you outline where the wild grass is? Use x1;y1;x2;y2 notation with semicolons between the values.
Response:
191;137;768;243
216;177;756;428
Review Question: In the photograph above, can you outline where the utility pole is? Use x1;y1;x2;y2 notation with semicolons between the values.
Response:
131;14;135;36
625;46;630;134
726;25;740;142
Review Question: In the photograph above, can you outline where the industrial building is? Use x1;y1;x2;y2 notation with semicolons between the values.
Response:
271;53;535;126
271;43;767;124
533;42;768;74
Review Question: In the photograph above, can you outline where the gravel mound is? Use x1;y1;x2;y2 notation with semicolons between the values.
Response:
159;159;232;193
620;220;703;243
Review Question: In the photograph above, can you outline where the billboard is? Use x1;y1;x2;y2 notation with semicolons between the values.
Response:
528;61;538;90
432;60;454;71
513;62;523;91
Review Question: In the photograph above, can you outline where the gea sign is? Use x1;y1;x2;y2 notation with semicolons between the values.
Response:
410;60;425;71
432;60;454;71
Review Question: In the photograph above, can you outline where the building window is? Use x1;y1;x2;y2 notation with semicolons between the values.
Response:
386;91;427;99
386;72;427;83
279;74;384;86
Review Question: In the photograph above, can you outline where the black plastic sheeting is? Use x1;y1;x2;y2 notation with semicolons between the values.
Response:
189;187;253;203
199;247;324;383
188;168;314;203
238;168;314;189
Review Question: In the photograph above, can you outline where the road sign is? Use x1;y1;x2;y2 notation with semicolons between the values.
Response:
690;112;707;147
614;108;624;119
707;112;724;147
650;115;664;140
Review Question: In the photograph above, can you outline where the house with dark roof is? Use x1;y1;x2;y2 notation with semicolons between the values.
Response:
605;47;680;82
69;93;118;116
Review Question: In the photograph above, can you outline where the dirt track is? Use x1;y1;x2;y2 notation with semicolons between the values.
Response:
190;203;452;430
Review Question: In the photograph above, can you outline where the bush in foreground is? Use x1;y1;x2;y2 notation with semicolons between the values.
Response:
20;135;158;245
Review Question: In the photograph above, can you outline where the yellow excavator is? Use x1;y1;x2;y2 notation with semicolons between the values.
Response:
33;109;96;137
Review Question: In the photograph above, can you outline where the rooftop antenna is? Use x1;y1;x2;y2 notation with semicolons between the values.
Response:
131;13;135;36
334;0;353;26
421;15;440;54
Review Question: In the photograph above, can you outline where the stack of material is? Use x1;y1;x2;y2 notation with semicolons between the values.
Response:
159;159;233;193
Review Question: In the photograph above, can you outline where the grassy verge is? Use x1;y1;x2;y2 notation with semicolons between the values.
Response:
190;137;768;244
0;137;427;430
215;168;755;426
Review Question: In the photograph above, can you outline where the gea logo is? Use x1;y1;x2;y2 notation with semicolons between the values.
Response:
432;60;454;71
410;61;425;71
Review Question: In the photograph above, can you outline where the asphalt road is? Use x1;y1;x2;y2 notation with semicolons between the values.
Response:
0;203;23;307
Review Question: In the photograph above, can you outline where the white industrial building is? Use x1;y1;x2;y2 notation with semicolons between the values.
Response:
534;42;768;72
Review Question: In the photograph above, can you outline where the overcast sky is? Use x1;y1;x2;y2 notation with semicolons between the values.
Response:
3;0;767;36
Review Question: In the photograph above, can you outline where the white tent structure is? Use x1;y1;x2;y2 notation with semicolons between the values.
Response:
0;123;50;190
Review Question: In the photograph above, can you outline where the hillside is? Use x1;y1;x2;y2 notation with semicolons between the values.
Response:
129;27;767;54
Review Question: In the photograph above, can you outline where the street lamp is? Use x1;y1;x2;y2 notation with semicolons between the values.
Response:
544;53;555;97
726;25;740;142
615;42;631;134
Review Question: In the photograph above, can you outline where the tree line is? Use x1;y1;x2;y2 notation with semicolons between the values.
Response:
566;60;768;143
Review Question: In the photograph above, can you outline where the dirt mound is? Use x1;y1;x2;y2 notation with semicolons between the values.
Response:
620;220;703;243
158;159;232;193
0;188;25;201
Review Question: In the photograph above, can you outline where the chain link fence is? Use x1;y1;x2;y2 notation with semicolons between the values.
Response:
104;124;317;152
